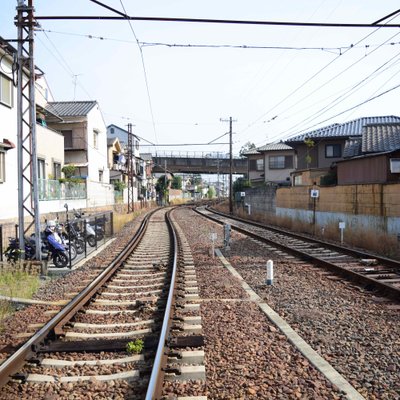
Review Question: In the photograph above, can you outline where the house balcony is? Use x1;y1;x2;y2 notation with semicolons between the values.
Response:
38;179;87;201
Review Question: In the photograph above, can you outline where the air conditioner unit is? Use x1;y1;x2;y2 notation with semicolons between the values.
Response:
390;158;400;173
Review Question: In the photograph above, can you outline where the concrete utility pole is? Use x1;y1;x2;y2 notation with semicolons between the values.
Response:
127;123;135;213
221;117;236;214
16;0;41;259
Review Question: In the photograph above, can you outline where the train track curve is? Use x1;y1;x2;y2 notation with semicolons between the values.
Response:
0;207;206;399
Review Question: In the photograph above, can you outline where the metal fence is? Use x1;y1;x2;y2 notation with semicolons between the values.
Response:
1;210;113;271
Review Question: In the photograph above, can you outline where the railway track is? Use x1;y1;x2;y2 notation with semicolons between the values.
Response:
0;208;206;399
196;207;400;302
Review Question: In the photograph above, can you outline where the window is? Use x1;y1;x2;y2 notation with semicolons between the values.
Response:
53;162;61;179
325;144;341;158
93;130;99;149
38;159;45;179
63;130;73;148
99;170;103;182
269;155;293;169
249;158;263;171
0;73;13;107
0;151;5;183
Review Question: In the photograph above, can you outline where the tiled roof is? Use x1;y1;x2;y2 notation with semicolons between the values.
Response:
362;123;400;153
241;148;260;155
286;116;400;142
257;143;293;152
46;101;97;117
343;123;400;158
343;137;362;158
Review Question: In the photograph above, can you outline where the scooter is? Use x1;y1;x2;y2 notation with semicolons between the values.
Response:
4;236;36;262
40;226;69;268
72;210;97;247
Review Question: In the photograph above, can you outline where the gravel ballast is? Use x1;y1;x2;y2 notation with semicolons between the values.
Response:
173;207;399;400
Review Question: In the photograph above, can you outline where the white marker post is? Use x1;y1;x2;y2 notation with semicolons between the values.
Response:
339;221;346;244
266;260;274;285
210;232;217;258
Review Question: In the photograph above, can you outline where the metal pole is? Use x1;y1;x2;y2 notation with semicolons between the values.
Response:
16;0;41;260
229;117;233;214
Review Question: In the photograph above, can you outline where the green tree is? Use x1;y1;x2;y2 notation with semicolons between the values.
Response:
207;186;216;199
171;175;182;190
155;175;170;192
304;138;315;168
62;164;76;179
233;177;251;193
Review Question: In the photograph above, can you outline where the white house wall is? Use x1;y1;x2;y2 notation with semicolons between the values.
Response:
86;106;110;183
36;124;64;178
0;54;18;219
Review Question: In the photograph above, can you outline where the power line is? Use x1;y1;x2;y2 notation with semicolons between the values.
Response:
241;12;400;137
34;14;400;28
89;0;159;146
38;28;400;54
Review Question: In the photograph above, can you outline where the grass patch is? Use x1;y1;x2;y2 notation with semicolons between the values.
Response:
0;271;41;299
113;210;149;234
0;271;41;331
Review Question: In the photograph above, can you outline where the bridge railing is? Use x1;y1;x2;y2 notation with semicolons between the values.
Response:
153;151;242;159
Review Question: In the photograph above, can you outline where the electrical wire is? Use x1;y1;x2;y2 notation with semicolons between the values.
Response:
38;28;400;54
240;12;400;140
34;14;400;29
274;49;400;139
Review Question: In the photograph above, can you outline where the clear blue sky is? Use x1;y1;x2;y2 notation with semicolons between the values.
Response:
2;1;400;155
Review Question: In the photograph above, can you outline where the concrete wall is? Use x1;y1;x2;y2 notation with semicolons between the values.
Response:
86;180;115;208
243;186;277;215
276;183;400;235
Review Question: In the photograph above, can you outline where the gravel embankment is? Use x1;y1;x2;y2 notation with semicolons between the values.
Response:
174;207;400;400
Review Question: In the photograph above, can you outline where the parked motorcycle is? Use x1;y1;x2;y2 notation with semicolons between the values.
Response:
72;209;101;248
63;220;85;254
4;223;69;268
55;223;77;261
4;236;35;262
41;220;69;268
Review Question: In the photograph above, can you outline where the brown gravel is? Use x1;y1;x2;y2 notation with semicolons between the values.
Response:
175;209;400;400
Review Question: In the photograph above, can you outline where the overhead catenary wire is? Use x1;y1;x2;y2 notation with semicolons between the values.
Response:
37;28;400;55
88;0;159;147
33;14;400;29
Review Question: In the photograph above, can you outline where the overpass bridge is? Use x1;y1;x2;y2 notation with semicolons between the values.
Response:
150;151;247;175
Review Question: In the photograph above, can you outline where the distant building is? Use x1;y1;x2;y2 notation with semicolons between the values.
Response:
45;101;114;207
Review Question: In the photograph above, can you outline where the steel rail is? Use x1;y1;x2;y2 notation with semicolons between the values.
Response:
0;209;155;389
145;208;179;400
205;207;400;270
196;207;400;302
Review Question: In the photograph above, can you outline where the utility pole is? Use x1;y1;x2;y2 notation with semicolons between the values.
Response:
127;123;135;213
220;117;236;214
16;0;41;260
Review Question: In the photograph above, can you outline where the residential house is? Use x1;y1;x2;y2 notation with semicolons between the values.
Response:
337;123;400;184
242;143;295;186
140;153;156;200
45;101;114;207
0;37;68;220
285;116;400;186
107;124;142;203
107;136;127;185
241;148;264;185
257;143;295;186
